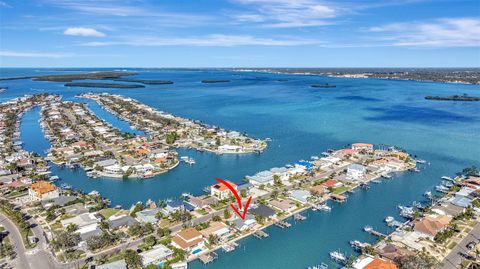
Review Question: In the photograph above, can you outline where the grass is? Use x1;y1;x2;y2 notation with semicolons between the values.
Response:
332;186;350;194
99;208;120;219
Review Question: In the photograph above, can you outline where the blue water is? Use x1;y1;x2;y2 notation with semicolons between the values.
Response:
4;68;480;268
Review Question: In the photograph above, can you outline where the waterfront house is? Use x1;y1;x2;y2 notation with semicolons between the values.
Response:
171;227;204;253
250;204;276;219
199;221;231;241
210;180;237;200
412;214;452;240
140;244;173;267
288;189;312;204
63;203;89;215
353;257;398;269
323;179;342;188
232;214;256;231
351;143;374;152
61;212;101;228
310;185;327;196
269;199;297;213
451;187;475;208
188;195;216;209
135;208;161;223
247;170;274;186
28;181;59;201
164;200;185;214
347;163;366;181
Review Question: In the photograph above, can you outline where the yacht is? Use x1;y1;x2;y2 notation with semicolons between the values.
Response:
384;216;395;223
416;159;427;164
329;251;346;262
435;185;450;192
424;191;432;199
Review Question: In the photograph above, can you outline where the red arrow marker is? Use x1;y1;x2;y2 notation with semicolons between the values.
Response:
215;178;252;220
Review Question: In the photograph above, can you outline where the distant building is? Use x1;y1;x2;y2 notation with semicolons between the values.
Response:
250;204;276;219
188;195;216;209
61;212;101;228
351;143;374;152
28;181;59;201
211;180;237;200
135;208;161;223
247;170;274;186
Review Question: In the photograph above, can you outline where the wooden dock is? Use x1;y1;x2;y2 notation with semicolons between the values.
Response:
274;220;292;228
363;226;387;238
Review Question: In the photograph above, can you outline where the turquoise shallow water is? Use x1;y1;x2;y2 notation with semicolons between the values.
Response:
2;68;480;268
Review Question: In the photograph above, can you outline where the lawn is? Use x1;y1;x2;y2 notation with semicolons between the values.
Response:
332;186;350;194
99;208;120;219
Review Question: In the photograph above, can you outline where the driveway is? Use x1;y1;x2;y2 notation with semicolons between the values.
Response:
440;223;480;269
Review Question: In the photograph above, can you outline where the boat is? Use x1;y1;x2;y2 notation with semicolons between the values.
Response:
409;167;420;172
363;226;373;233
265;137;272;142
372;179;382;184
329;251;346;262
311;156;319;160
441;176;453;181
350;240;371;250
398;205;414;218
60;183;72;190
384;216;394;223
318;204;331;212
424;191;432;199
308;263;328;269
416;159;427;164
435;185;449;192
180;156;196;165
381;173;392;179
88;190;100;196
360;183;370;189
49;175;60;182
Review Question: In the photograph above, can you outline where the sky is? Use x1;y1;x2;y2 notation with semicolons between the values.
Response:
0;0;479;67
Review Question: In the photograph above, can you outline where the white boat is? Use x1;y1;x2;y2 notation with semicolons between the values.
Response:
424;191;432;199
329;251;346;262
441;176;453;181
384;216;394;223
398;205;414;218
435;185;449;192
372;179;382;184
381;173;392;179
88;190;100;196
311;156;319;160
181;156;195;165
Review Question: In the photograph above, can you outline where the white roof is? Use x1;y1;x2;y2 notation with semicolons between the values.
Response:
353;257;374;269
140;244;173;265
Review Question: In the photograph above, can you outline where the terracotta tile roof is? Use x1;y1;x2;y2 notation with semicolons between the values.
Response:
31;181;56;195
172;228;203;249
413;215;451;237
323;179;338;188
364;258;398;269
176;227;202;241
211;180;237;192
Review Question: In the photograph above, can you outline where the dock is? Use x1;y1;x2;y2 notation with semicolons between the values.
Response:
274;220;292;229
293;213;307;221
363;226;387;238
253;230;269;239
221;242;238;252
199;252;218;264
331;194;347;203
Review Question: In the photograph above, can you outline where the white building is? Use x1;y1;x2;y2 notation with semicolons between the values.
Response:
346;164;366;180
140;244;173;267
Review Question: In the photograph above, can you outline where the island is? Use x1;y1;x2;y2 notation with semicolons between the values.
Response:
0;70;137;82
311;83;336;88
114;79;174;85
64;82;145;88
201;79;230;83
425;94;480;101
80;93;267;154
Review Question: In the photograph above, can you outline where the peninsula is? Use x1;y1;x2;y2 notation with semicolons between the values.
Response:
64;82;145;89
80;93;267;154
425;94;480;101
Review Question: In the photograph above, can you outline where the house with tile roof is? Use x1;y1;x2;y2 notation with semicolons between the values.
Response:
210;180;237;200
28;180;59;201
412;214;452;240
171;227;204;253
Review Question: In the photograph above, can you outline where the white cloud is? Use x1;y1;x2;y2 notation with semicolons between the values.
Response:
367;17;480;47
0;1;11;8
231;0;338;28
64;27;105;37
0;50;72;58
80;34;322;47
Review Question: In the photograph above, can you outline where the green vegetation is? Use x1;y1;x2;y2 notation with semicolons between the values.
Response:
99;208;120;219
394;252;437;269
65;82;145;88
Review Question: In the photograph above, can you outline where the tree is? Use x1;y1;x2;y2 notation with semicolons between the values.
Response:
66;223;78;233
124;249;143;269
395;252;437;269
52;231;81;250
223;209;231;220
240;189;247;198
208;234;219;246
143;235;156;248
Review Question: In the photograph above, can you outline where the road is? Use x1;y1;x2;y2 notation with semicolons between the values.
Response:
0;213;30;269
440;223;480;269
